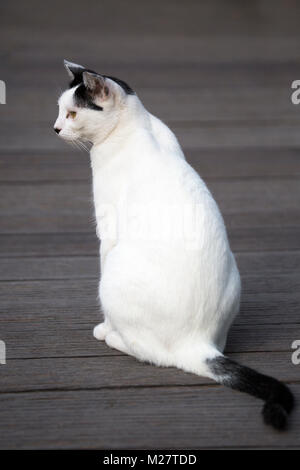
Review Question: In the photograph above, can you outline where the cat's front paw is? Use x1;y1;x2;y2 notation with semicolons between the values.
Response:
93;322;110;341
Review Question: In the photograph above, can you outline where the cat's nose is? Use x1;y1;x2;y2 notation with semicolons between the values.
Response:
54;127;61;134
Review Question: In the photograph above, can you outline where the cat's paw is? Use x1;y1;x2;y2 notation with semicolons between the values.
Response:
105;331;129;354
93;322;110;341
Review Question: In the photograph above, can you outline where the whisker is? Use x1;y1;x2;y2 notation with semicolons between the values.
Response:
76;140;85;152
78;140;90;153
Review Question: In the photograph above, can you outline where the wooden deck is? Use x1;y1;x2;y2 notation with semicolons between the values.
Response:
1;0;300;449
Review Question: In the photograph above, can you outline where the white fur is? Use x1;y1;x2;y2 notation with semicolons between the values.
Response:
55;75;241;380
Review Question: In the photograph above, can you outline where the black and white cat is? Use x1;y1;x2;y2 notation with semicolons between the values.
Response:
54;60;294;430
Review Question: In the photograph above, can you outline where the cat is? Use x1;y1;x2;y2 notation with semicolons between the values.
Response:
54;60;294;430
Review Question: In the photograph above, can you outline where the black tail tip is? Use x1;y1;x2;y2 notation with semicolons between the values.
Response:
263;402;288;430
263;383;294;431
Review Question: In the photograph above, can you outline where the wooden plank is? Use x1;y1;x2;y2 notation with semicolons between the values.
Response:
0;384;299;449
137;89;300;122
5;62;300;89
0;277;299;359
4;0;300;39
0;275;299;325
236;251;300;275
1;226;299;258
0;152;90;182
0;318;297;360
0;310;300;359
7;33;300;65
228;226;300;253
0;182;92;233
190;148;300;179
0;178;299;233
172;123;300;150
0;250;299;281
0;351;297;394
3;0;300;39
227;323;298;353
2;121;300;152
1;148;300;182
0;233;98;257
0;256;99;281
2;87;299;123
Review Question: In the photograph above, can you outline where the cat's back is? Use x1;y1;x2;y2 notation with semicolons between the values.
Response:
135;118;224;231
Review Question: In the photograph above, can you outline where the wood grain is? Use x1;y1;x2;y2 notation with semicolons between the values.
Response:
0;148;299;182
0;385;299;449
0;178;299;233
0;250;299;281
0;351;297;394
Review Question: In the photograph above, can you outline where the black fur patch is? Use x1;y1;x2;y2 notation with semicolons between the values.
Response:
69;67;95;88
69;67;134;111
103;75;134;95
73;83;103;111
207;356;294;430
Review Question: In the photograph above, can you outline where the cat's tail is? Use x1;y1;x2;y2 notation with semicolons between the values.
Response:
206;353;294;429
205;351;294;430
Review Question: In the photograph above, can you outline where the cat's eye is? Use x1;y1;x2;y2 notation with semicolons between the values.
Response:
67;111;77;119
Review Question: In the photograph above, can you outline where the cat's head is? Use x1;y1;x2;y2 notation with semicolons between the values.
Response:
54;60;135;145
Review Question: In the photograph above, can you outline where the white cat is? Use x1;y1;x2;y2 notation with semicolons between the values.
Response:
54;60;293;430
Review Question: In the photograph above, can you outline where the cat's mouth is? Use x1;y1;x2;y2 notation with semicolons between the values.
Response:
54;129;73;140
55;131;90;152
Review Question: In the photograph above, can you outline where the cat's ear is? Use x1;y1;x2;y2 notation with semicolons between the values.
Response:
64;60;85;80
82;71;110;101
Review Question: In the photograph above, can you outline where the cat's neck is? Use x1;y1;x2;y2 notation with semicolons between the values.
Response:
90;95;151;168
95;95;149;144
89;94;184;176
